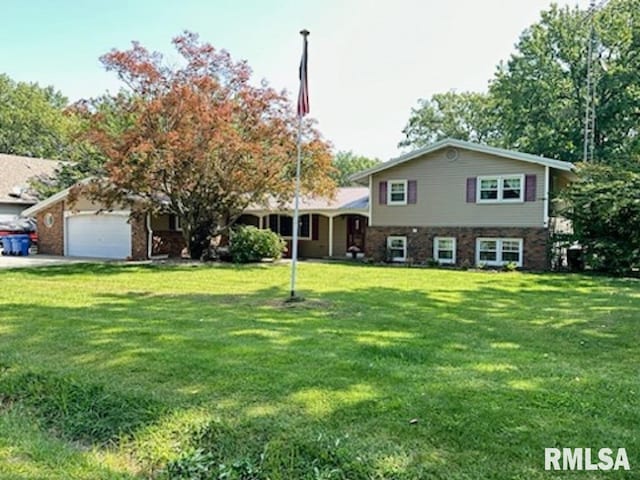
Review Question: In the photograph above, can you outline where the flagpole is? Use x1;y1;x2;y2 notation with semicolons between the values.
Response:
290;29;309;300
290;114;303;299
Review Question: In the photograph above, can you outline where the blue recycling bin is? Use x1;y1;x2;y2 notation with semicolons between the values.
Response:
9;235;30;256
1;236;11;255
18;235;31;256
10;236;20;255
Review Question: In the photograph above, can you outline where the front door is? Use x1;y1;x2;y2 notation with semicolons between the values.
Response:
346;215;366;253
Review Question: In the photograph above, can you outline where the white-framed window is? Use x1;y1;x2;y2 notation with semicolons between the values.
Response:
477;175;524;203
387;236;407;262
388;180;408;205
476;238;523;267
267;214;311;240
433;237;456;264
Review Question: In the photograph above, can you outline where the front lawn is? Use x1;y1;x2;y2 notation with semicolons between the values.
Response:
0;262;638;479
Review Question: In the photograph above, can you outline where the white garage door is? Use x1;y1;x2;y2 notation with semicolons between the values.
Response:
66;214;131;259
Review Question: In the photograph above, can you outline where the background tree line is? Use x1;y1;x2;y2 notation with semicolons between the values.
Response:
400;0;640;164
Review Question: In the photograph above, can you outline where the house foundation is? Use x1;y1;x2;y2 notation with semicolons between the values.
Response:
365;226;549;270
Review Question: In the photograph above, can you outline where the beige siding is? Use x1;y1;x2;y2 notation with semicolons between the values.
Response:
299;215;329;258
151;214;170;231
1;204;26;218
332;216;347;256
237;214;261;227
549;170;574;218
69;195;127;212
372;149;546;227
550;170;572;195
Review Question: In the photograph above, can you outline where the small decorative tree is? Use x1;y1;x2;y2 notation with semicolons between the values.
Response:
73;31;335;259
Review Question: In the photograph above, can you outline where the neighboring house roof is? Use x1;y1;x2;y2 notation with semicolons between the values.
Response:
247;187;369;213
24;183;369;218
0;153;61;205
350;138;575;182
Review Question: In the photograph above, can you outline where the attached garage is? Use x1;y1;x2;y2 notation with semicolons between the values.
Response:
22;184;149;260
65;212;132;259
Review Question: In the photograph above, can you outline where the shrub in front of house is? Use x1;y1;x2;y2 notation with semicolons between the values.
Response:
229;226;285;263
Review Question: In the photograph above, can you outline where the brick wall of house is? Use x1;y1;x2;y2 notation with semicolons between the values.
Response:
152;231;186;257
366;226;549;270
34;201;64;255
130;213;149;260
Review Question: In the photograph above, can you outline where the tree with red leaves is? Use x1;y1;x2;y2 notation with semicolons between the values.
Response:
74;31;334;258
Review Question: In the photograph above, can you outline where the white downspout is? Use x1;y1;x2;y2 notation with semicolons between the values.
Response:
146;213;153;259
368;175;373;226
328;215;334;257
543;166;550;228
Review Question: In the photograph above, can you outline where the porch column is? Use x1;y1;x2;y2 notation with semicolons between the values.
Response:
328;215;334;257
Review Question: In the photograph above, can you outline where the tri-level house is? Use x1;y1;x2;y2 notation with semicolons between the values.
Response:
350;138;575;270
23;139;574;269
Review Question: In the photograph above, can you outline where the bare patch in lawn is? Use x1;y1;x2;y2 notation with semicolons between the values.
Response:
263;297;333;311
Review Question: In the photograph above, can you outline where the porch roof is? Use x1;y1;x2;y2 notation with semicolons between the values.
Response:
246;187;369;214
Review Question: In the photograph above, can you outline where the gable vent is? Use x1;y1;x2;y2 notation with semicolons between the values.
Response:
445;147;459;161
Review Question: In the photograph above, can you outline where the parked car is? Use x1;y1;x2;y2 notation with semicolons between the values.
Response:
0;218;37;254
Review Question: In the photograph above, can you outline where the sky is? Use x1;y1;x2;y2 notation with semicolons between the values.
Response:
2;0;590;161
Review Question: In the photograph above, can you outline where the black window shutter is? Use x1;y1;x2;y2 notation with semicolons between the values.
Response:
466;177;477;203
312;214;319;240
408;180;418;204
525;174;537;202
379;181;387;205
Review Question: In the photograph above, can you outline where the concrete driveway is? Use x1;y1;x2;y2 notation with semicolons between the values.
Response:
0;254;116;269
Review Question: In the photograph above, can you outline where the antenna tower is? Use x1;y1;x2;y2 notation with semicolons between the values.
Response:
583;0;609;162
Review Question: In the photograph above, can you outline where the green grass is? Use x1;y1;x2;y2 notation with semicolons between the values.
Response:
0;262;638;479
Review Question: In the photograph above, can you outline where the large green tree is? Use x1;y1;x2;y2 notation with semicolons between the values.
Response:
489;4;587;161
401;0;640;163
490;0;640;162
31;92;134;198
0;74;76;159
399;91;499;149
593;0;640;160
331;151;381;186
559;158;640;275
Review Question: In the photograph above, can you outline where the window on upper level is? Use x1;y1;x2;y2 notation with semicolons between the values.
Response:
477;175;524;203
388;180;408;205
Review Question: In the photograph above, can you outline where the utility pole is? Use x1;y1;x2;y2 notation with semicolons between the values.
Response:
583;0;597;162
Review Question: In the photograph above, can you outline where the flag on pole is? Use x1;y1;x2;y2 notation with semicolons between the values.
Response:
297;30;309;117
289;29;309;300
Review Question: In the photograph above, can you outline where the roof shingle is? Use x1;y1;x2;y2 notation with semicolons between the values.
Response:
0;153;61;205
